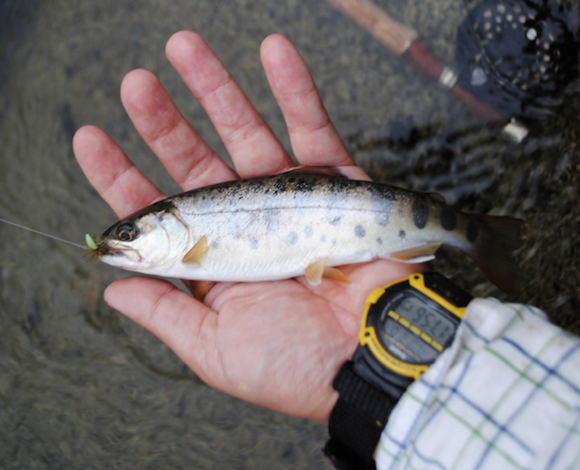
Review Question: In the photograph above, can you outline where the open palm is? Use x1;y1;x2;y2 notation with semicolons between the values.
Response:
73;31;419;423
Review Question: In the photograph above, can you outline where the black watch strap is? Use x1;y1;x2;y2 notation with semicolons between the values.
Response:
324;361;400;469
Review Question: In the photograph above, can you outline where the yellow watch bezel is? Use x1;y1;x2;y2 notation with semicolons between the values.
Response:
358;273;466;380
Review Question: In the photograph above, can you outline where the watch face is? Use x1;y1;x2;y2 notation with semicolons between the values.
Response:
377;292;456;365
395;296;456;346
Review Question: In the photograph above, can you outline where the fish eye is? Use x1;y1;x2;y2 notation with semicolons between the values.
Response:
115;223;137;242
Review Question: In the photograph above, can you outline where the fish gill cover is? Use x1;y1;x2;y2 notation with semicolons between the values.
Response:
455;0;580;121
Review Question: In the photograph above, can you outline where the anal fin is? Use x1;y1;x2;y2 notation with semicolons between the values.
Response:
389;242;441;264
183;235;208;264
324;267;351;284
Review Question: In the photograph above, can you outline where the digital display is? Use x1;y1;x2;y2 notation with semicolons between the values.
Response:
394;296;455;346
381;319;438;364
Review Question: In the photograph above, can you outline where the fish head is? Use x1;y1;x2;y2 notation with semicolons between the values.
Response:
93;209;190;272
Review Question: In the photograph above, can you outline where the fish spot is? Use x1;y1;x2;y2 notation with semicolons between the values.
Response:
265;209;280;234
327;215;342;226
288;231;298;245
250;236;259;250
354;225;366;238
374;211;390;227
304;225;314;238
412;196;429;229
320;235;327;243
399;230;406;239
440;208;457;231
467;220;479;243
377;237;383;245
371;192;391;226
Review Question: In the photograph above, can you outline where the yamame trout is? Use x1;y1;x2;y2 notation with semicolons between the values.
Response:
89;168;527;293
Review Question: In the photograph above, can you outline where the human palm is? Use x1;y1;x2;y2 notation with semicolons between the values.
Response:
73;31;419;423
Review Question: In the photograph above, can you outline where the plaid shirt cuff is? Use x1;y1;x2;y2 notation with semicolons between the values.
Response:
376;298;580;470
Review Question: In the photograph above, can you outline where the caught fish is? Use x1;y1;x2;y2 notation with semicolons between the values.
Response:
88;168;527;293
456;0;579;120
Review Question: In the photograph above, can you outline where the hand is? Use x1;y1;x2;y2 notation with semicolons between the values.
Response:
73;31;419;423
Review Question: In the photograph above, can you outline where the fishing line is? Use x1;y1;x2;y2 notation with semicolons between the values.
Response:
0;216;86;249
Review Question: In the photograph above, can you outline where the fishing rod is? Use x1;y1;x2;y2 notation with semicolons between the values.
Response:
326;0;530;142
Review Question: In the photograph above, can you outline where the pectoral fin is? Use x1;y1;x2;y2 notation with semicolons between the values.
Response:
183;235;208;264
389;243;442;263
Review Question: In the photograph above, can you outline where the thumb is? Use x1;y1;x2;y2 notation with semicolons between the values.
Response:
104;276;218;373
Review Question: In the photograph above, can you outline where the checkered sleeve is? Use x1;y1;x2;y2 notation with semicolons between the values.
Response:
375;298;580;470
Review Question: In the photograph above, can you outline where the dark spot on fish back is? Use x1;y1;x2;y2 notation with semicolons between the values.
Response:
354;225;366;238
328;178;351;194
295;177;316;192
304;225;314;238
250;236;259;250
399;230;406;239
412;196;429;229
440;207;458;231
467;220;479;243
272;177;287;195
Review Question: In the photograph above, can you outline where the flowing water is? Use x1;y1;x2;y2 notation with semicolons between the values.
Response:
0;0;579;468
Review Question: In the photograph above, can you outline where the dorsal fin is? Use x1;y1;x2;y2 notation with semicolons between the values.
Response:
283;166;348;179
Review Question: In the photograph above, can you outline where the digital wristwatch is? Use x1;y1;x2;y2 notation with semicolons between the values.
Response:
324;272;473;469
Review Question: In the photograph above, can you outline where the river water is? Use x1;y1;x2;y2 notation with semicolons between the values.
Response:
0;0;579;468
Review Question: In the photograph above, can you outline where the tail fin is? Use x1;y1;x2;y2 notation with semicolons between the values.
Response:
467;215;528;294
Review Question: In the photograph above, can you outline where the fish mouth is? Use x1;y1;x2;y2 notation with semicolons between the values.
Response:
84;237;141;263
84;241;119;261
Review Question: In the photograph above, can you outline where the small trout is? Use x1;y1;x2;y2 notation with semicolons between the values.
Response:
89;168;527;292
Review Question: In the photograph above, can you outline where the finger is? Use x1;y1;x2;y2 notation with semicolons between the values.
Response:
260;34;355;169
165;31;294;178
120;69;238;191
73;125;165;218
104;277;223;386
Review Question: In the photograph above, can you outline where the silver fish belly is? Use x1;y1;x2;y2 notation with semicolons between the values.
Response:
91;171;526;292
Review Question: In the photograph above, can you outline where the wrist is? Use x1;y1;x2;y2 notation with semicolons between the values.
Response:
324;273;471;468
